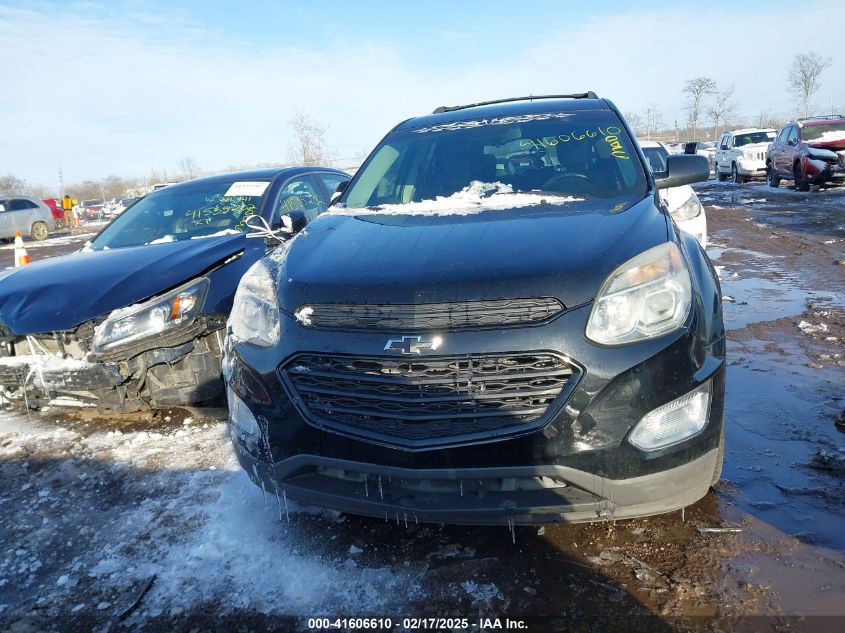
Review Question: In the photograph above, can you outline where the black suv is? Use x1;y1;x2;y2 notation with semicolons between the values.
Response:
224;94;723;525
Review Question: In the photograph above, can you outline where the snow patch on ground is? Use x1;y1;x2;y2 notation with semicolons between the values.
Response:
0;411;420;624
0;233;96;250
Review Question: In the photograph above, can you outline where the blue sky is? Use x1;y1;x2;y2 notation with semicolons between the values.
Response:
2;0;843;188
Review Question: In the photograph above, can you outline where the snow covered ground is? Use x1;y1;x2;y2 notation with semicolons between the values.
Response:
0;409;423;629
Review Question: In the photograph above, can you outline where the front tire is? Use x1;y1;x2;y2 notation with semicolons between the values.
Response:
30;221;49;241
715;163;728;182
794;162;810;191
767;163;781;188
731;163;746;184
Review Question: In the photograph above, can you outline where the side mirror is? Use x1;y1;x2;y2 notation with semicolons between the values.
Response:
653;154;710;189
330;179;349;205
279;210;308;234
788;138;798;146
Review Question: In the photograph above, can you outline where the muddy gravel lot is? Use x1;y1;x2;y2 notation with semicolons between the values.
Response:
1;180;844;632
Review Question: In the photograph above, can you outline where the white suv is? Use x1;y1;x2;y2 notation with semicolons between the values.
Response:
714;128;777;183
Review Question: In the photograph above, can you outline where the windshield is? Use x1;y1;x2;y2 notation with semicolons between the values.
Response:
802;122;845;142
734;132;775;146
641;146;668;172
89;177;270;250
340;110;647;211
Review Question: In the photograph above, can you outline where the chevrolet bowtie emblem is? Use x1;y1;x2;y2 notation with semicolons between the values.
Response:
383;335;442;355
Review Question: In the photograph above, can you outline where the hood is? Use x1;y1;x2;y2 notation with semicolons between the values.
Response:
808;138;845;151
0;233;249;334
276;198;669;311
736;142;771;152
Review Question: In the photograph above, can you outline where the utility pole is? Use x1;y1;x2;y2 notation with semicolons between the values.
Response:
58;167;64;196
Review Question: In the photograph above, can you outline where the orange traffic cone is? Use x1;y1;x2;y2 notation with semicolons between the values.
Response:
14;231;30;267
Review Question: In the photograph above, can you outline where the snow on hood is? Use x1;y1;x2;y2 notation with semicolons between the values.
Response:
808;129;845;145
329;181;581;216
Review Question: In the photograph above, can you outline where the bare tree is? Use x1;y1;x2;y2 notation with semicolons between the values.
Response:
177;156;200;180
788;52;832;117
683;77;717;140
644;103;663;140
708;84;736;141
623;111;644;135
0;174;29;195
287;111;330;166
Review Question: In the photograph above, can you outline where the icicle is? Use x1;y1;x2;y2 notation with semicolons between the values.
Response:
404;513;408;528
378;475;384;500
364;476;369;498
459;479;463;497
283;490;290;523
253;464;266;503
395;512;400;526
274;488;283;521
507;516;516;544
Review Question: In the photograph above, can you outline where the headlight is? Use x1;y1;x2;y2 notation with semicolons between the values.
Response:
93;277;209;351
628;381;711;451
228;260;280;347
671;191;702;222
586;242;692;345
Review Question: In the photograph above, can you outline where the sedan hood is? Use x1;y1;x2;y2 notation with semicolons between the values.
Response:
0;234;248;334
278;198;669;311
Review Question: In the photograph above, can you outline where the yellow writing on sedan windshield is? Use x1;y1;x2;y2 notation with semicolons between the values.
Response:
184;195;257;230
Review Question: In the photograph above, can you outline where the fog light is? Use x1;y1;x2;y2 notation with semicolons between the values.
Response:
227;387;260;443
628;381;711;451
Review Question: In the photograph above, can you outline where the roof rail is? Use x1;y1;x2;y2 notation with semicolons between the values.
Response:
797;114;844;122
432;92;599;114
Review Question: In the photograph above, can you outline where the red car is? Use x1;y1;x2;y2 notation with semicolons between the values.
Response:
42;198;66;225
766;116;845;190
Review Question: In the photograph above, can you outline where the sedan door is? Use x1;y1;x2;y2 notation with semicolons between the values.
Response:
269;174;330;230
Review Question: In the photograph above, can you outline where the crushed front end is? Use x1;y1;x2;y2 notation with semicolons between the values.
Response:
0;276;228;412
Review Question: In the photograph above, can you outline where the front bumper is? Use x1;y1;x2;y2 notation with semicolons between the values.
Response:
736;158;767;177
233;442;719;525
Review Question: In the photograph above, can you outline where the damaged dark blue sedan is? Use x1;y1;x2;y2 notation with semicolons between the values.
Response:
0;167;349;412
225;94;725;524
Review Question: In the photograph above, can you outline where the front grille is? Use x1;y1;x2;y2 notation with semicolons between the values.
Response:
282;352;576;444
297;298;564;331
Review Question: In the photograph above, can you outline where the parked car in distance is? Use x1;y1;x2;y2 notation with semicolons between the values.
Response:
104;196;140;218
225;93;723;525
0;196;55;241
77;199;105;222
41;198;66;225
714;128;777;183
683;141;716;172
766;116;845;190
640;141;707;247
0;166;350;412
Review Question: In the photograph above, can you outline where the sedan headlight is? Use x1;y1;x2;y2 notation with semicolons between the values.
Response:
671;191;702;222
228;260;280;347
586;242;692;345
93;277;209;351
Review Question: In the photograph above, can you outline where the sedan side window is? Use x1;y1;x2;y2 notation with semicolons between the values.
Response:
317;173;350;197
6;199;29;212
274;177;327;225
720;135;729;150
